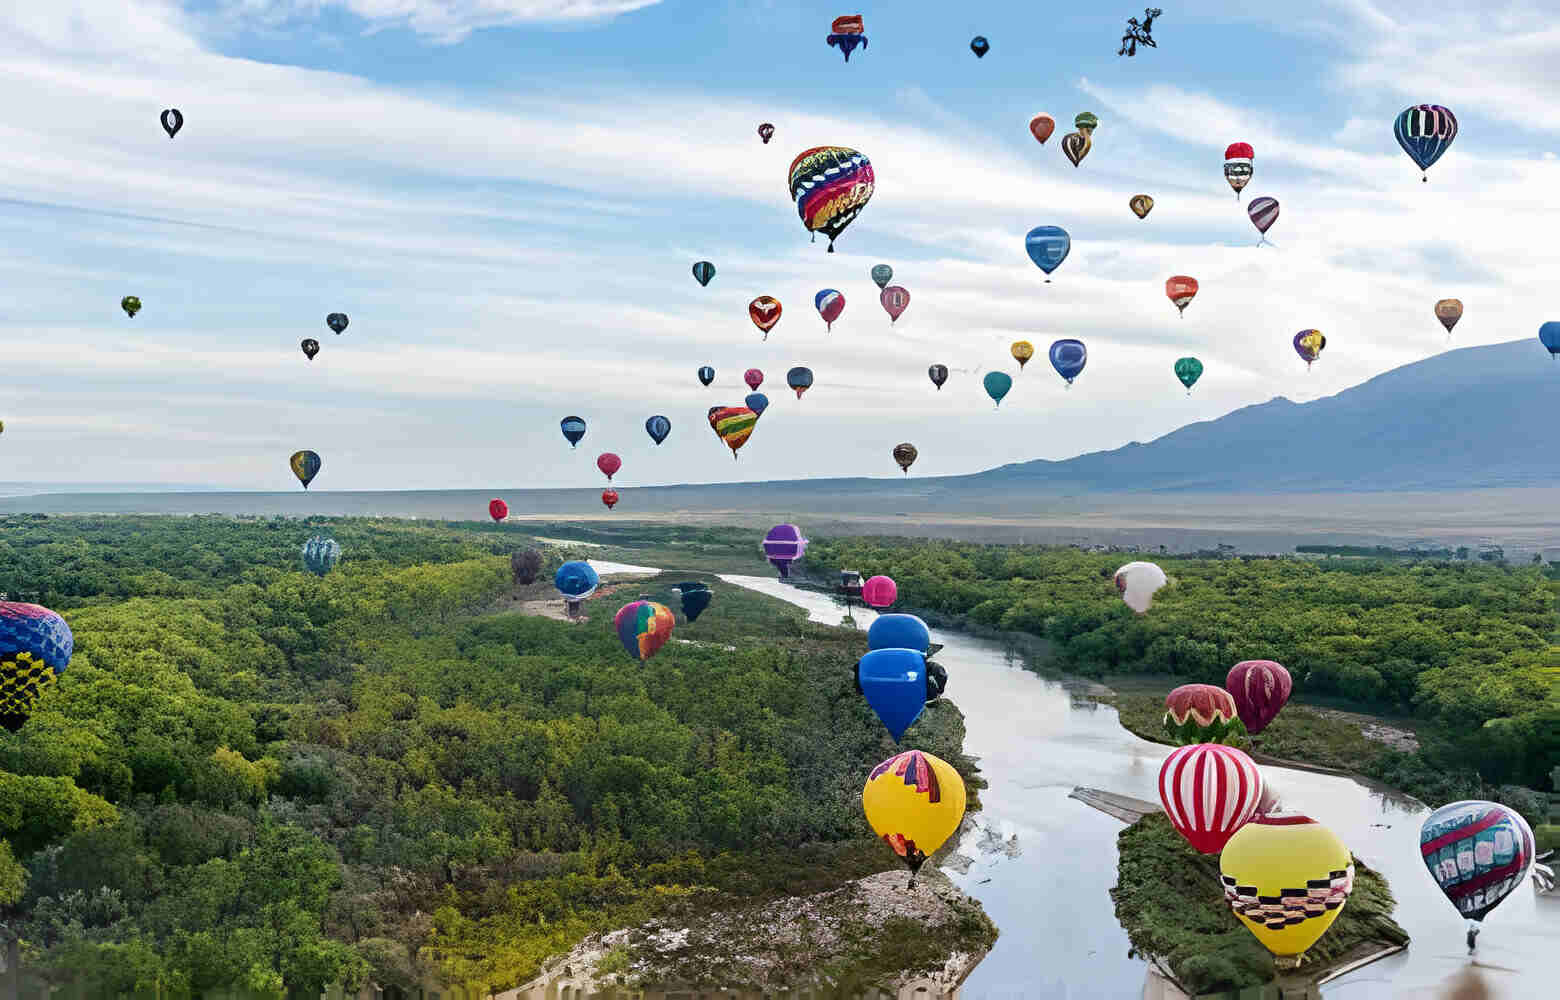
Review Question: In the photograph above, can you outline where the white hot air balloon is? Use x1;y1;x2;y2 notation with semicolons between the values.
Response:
1114;561;1168;613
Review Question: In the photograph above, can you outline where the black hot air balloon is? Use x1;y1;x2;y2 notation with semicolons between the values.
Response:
160;109;183;138
301;338;320;361
121;296;141;318
970;36;990;57
786;366;814;399
560;416;586;448
698;365;715;386
512;549;542;585
326;313;349;335
928;364;948;390
675;581;713;622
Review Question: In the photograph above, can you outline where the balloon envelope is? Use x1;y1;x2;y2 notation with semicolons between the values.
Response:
927;365;948;390
1010;340;1034;368
1226;660;1292;734
645;415;671;445
301;338;320;360
0;601;74;731
744;392;769;417
121;296;141;317
1222;814;1355;961
880;286;910;323
762;524;807;578
1224;142;1254;196
601;489;618;509
489;498;508;522
1165;276;1198;315
708;406;757;456
290;450;321;489
892;442;918;473
560;416;587;448
749;296;782;338
757;123;774;144
1541;322;1560;355
160;108;183;138
983;371;1012;406
1130;194;1154;219
1248;197;1280;241
554;560;599;601
1434;299;1463;334
301;536;341;577
692;261;716;286
1163;684;1245;745
1114;561;1167;613
512;549;542;584
744;368;764;391
1049;339;1087;384
1394;105;1458;178
596;453;621;481
1419;800;1535;924
868;613;931;655
675;582;713;622
969;36;989;57
1025;226;1071;275
1175;357;1203;391
698;365;715;386
1294;329;1326;366
857;649;928;741
871;264;893;289
326;313;349;334
815;289;845;329
614;600;675;661
1158;743;1264;854
862;750;967;872
1061;131;1090;167
786;366;814;399
788;146;874;251
1029;113;1055;144
862;575;898;609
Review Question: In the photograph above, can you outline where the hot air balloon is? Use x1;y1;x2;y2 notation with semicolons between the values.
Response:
1130;194;1154;219
675;581;713;622
1224;142;1254;198
1074;112;1098;136
892;442;917;474
120;296;141;318
614;600;674;661
1540;322;1560;358
597;453;621;481
862;575;897;608
1395;105;1458;181
815;289;845;330
555;560;600;616
757;123;774;144
983;371;1012;408
512;549;542;585
0;601;74;732
1175;357;1203;394
692;261;716;287
601;489;618;510
1163;683;1247;745
1061;131;1091;167
1158;743;1264;854
857;649;928;741
1029;113;1056;144
749;296;782;339
160;108;183;138
1419;800;1535;952
1049;339;1087;386
786;367;814;399
290;450;321;489
301;338;320;361
708;406;757;458
489;498;508;522
737;367;760;392
869;613;931;655
1247;197;1279;246
1226;660;1292;735
1293;329;1326;369
839;570;864;606
826;14;868;62
301;535;341;577
326;313;349;335
862;750;967;885
970;35;989;57
745;392;769;417
698;365;715;386
871;264;893;289
0;420;4;435
1025;226;1070;281
1222;813;1355;966
927;365;948;390
1010;341;1034;370
1165;276;1198;317
560;416;587;448
645;415;671;445
762;524;807;579
1435;299;1463;335
1114;561;1167;613
880;286;910;324
788;146;874;252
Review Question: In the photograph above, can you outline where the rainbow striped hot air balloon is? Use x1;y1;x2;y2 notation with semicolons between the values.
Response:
614;600;675;661
788;146;874;253
708;406;757;459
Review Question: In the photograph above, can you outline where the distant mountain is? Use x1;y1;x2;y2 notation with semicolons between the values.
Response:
965;338;1558;493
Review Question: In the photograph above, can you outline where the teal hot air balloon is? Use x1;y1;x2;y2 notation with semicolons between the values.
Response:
645;415;671;445
301;536;341;576
692;261;716;286
560;416;586;448
983;371;1013;408
1025;226;1071;282
871;264;893;289
1174;357;1203;394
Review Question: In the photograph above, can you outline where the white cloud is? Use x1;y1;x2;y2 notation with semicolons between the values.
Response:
212;0;664;42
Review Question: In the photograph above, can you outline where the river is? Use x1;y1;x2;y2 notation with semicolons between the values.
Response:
704;572;1558;1000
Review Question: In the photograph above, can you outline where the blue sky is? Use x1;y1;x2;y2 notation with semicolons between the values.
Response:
2;0;1559;492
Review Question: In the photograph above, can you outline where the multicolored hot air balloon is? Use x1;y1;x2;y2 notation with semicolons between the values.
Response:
786;367;814;399
1163;684;1247;745
983;371;1012;408
927;365;948;390
692;261;716;287
555;560;599;612
1226;660;1292;735
858;649;927;741
1247;197;1280;246
1130;194;1154;219
1224;142;1254;198
1115;561;1167;613
1010;340;1034;370
815;289;845;330
1029;113;1055;144
1222;814;1355;966
1049;339;1087;386
489;498;508;522
869;613;931;655
762;523;808;579
290;450;321;489
1061;131;1091;167
757;123;774;145
1158;743;1264;854
326;313;349;335
0;601;74;732
744;368;764;391
863;575;897;608
880;286;910;324
301;536;340;577
745;392;769;417
301;338;320;361
1293;329;1326;369
1165;276;1198;317
698;365;715;386
1175;357;1203;394
674;581;712;622
120;295;142;318
1435;299;1463;335
1395;105;1458;181
749;296;782;339
1420;800;1535;951
892;442;918;474
560;416;586;448
871;264;893;289
601;489;619;510
160;108;183;138
708;406;757;458
1025;226;1070;281
863;750;967;883
614;600;674;661
788;146;874;252
969;36;989;57
826;14;868;62
1540;322;1560;358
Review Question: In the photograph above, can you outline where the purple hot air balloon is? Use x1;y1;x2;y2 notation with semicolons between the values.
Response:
1226;659;1292;735
762;524;808;579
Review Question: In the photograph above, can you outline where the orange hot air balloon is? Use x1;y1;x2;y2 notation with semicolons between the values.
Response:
1165;275;1198;317
1029;113;1055;144
1435;298;1463;335
601;489;619;510
1010;340;1035;370
749;296;782;340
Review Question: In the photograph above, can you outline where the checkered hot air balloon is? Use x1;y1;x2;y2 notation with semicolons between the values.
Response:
0;602;73;731
1222;813;1355;965
1158;743;1264;853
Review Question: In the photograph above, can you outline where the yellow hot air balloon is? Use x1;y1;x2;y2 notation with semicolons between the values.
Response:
862;750;966;885
1219;813;1355;968
1010;340;1035;370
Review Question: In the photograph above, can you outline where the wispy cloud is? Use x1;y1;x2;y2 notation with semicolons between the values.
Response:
208;0;664;42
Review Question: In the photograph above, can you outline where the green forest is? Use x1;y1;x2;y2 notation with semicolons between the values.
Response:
0;515;974;995
805;537;1559;824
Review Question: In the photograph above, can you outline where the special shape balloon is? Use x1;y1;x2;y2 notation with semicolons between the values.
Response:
826;14;868;62
1435;299;1463;335
1061;131;1091;167
880;286;910;324
1222;814;1355;965
786;367;814;399
1158;743;1264;854
1293;329;1326;369
892;442;918;474
645;415;671;445
862;574;898;609
120;295;142;318
489;498;508;522
1130;194;1154;219
1224;141;1254;198
749;296;782;340
692;261;716;287
744;392;769;417
858;649;928;741
1247;197;1280;246
788;146;874;252
708;406;757;457
1419;800;1535;951
698;365;715;386
326;313;349;335
862;750;967;881
762;523;808;579
1395;104;1458;181
1049;339;1087;386
815;289;845;330
1025;226;1070;281
301;338;320;361
1114;561;1167;613
1029;113;1055;144
0;601;74;731
160;108;183;138
871;263;893;289
927;365;948;390
1175;357;1203;394
1165;275;1198;317
560;416;587;448
596;453;621;481
1163;684;1246;745
1010;340;1034;370
614;600;675;661
983;371;1012;408
300;536;340;577
290;450;321;489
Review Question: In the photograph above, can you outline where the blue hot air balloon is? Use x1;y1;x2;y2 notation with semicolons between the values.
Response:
301;536;341;577
1025;226;1071;281
0;601;74;732
857;648;929;741
560;416;586;448
554;560;600;606
1050;339;1087;385
1540;322;1560;358
745;392;770;417
868;613;932;655
983;371;1013;408
1394;105;1458;182
645;415;671;445
762;524;807;579
674;581;712;622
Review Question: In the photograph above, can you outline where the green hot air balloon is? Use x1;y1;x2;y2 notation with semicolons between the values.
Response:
121;296;142;318
1174;357;1204;394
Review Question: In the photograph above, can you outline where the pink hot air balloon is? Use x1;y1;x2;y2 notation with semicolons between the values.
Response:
596;453;622;481
1158;743;1264;854
862;575;897;609
880;285;910;324
1226;660;1293;735
744;368;764;391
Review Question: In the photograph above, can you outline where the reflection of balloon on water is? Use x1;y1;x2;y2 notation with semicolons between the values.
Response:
512;549;542;585
674;581;712;622
927;365;948;390
744;368;764;391
645;415;671;445
880;286;910;324
1049;339;1087;386
969;36;989;57
560;416;586;448
862;575;897;609
815;289;845;330
1394;105;1458;181
1222;813;1355;966
596;453;621;481
1061;131;1090;167
1163;683;1246;745
1025;226;1070;281
1029;113;1055;144
326;313;349;335
301;536;341;577
788;146;874;252
160;108;183;138
1434;299;1463;335
744;392;769;417
1130;194;1154;219
1010;340;1034;370
869;614;931;655
863;750;967;882
1158;743;1264;854
614;601;674;661
757;123;774;144
1165;275;1198;317
1227;660;1292;735
488;498;508;522
857;649;928;741
749;296;782;339
692;261;715;287
871;264;893;289
787;366;814;399
1419;800;1535;952
0;601;74;732
555;561;600;609
1293;329;1326;369
290;450;321;489
601;489;618;510
121;296;141;318
892;442;917;474
301;338;319;361
1114;561;1167;613
1175;357;1203;394
698;365;715;386
708;406;757;458
1224;141;1254;198
826;14;868;62
983;371;1012;408
762;524;808;579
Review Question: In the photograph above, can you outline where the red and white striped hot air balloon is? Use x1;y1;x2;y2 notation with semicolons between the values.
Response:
1158;743;1264;854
